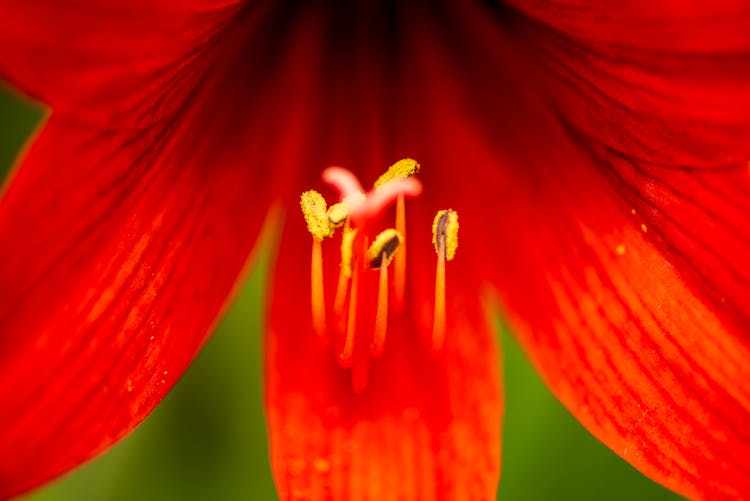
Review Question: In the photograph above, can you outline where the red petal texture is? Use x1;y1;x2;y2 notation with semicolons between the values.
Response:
0;122;267;496
473;2;750;499
2;0;750;500
0;0;241;124
0;2;324;496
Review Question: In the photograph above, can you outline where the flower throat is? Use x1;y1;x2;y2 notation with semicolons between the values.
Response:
300;159;459;393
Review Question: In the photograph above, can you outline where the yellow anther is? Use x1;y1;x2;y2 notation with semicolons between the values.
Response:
340;228;358;278
432;209;458;261
374;158;421;188
366;229;403;268
327;202;350;228
300;190;332;240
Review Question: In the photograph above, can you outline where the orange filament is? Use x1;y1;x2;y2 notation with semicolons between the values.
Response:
432;244;446;351
311;238;326;339
394;194;406;308
371;253;389;356
340;253;360;367
333;263;349;318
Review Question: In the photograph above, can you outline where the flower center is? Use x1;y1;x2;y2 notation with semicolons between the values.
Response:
299;159;459;392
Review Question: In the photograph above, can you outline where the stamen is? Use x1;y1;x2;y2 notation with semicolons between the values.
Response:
300;162;465;392
300;190;333;240
431;210;459;351
432;245;446;351
311;238;326;339
367;230;401;356
327;202;350;229
374;158;420;188
394;194;407;307
341;227;358;278
333;264;349;330
366;228;403;268
374;160;419;308
432;209;459;260
300;190;333;339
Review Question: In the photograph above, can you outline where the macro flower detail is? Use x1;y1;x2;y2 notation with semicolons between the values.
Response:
1;1;750;500
273;162;499;499
296;161;458;391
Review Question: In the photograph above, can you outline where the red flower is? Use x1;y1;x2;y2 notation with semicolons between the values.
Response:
1;1;749;499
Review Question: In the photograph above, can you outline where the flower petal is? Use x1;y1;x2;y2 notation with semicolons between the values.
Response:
443;3;750;498
0;73;303;494
486;162;750;500
0;0;241;122
498;1;750;330
495;167;750;500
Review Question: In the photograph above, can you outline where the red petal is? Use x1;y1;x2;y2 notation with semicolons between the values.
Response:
6;1;748;499
499;1;750;330
485;162;750;500
0;0;241;122
506;0;750;52
0;117;272;496
448;3;750;498
491;167;750;500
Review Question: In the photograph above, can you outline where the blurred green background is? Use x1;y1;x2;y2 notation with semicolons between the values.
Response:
0;84;681;501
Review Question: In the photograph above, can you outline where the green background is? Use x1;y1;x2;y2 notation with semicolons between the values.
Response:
0;84;681;501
